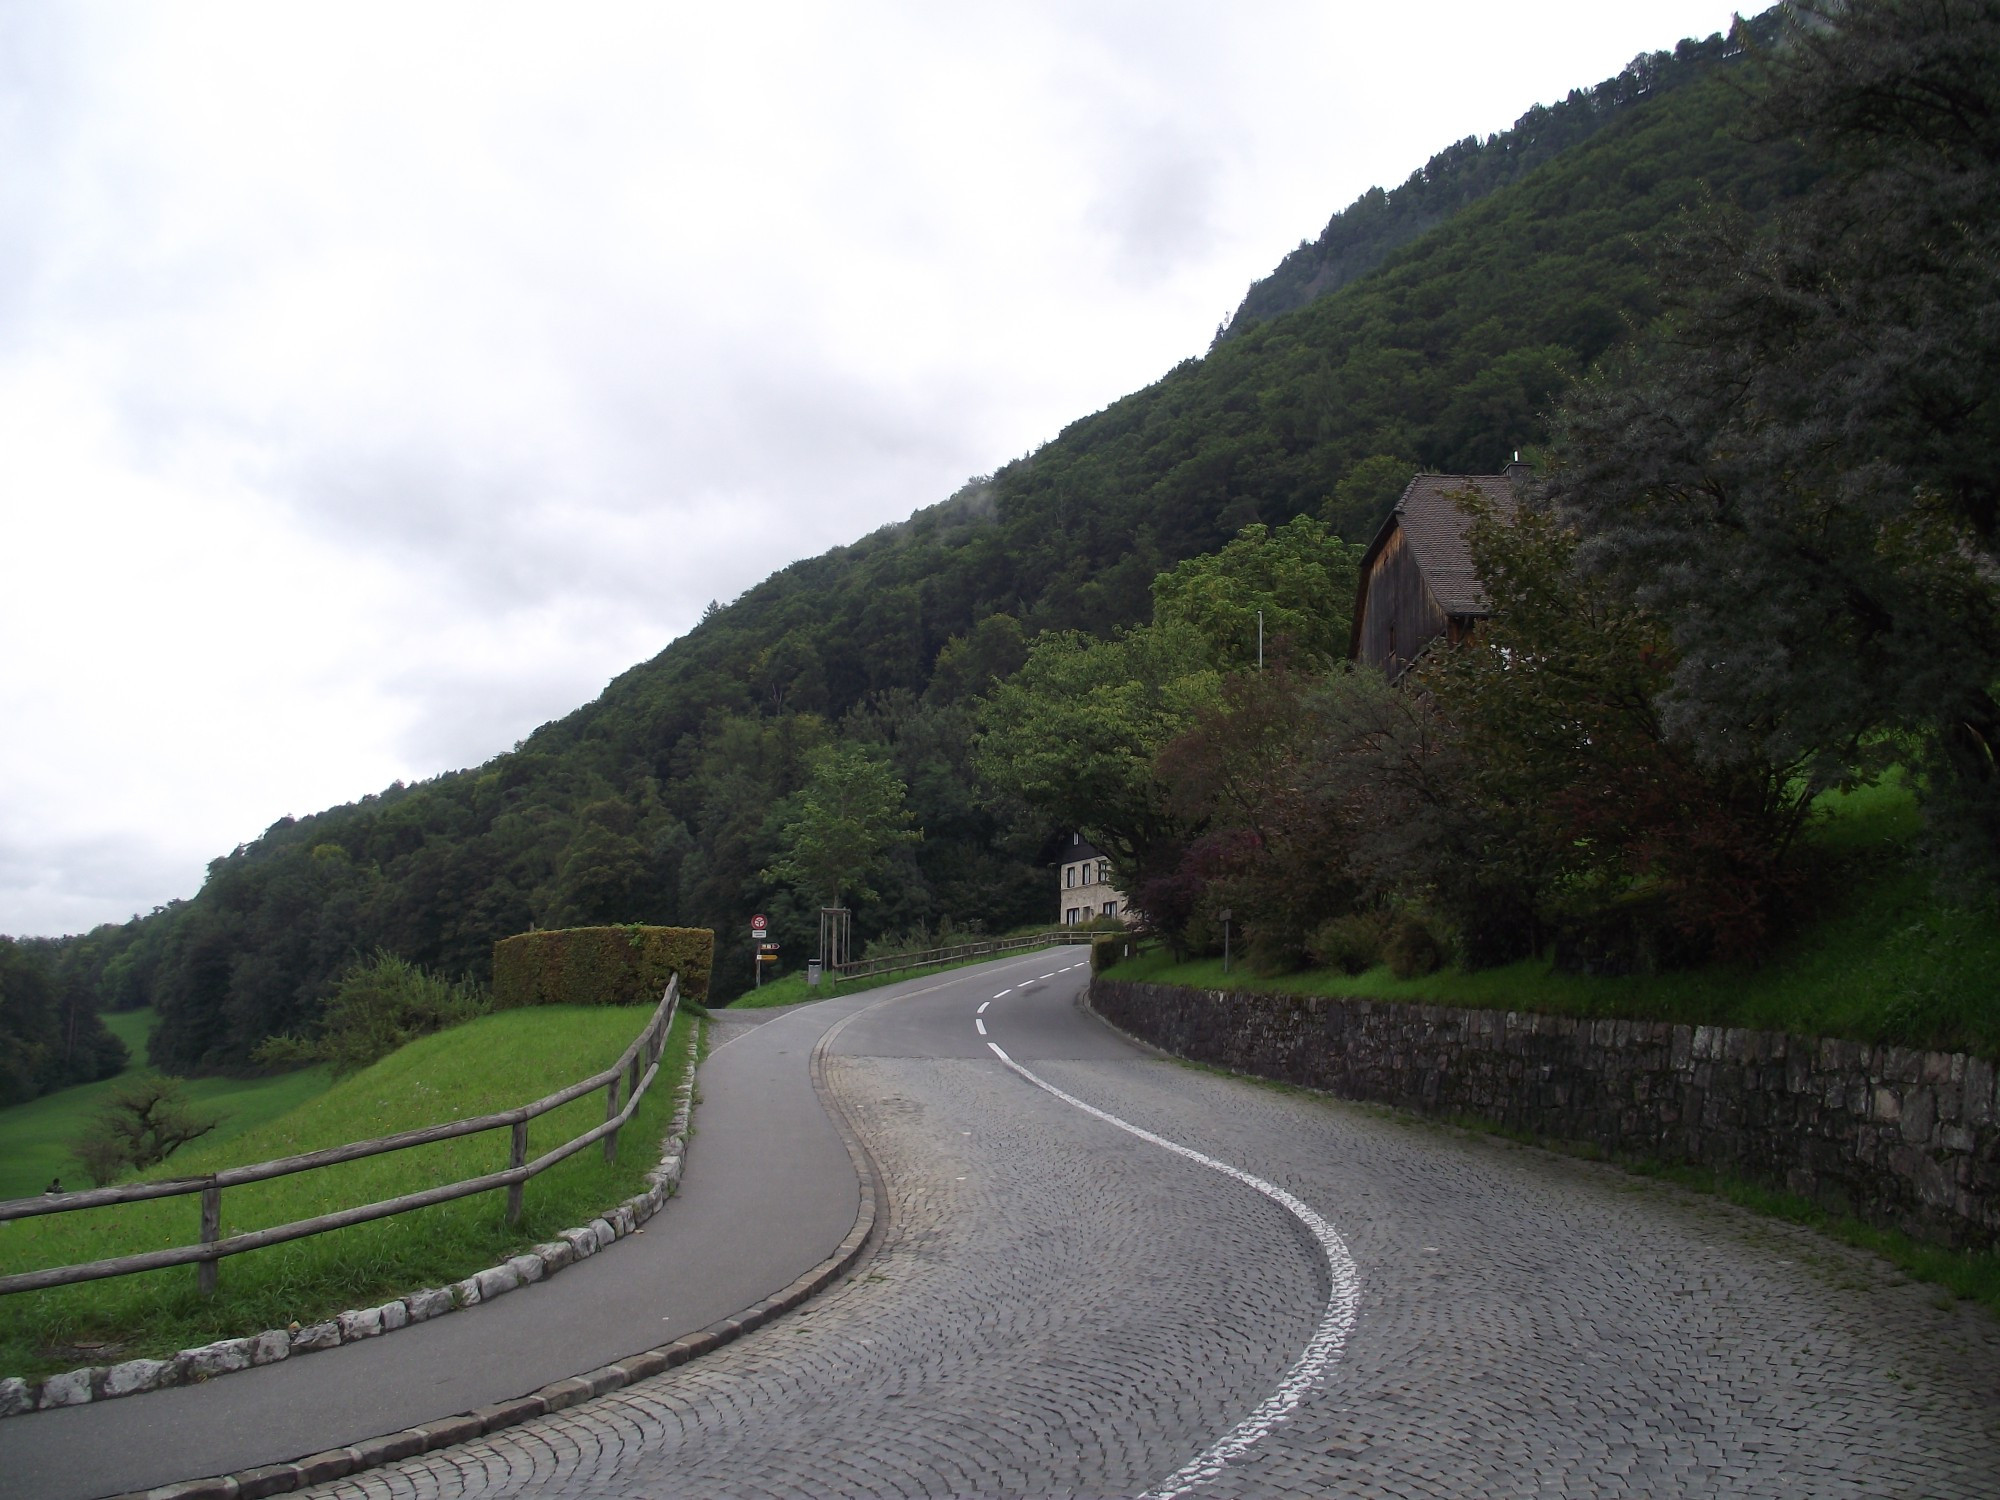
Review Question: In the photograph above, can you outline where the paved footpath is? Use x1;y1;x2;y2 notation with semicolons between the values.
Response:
294;954;1999;1500
3;982;889;1500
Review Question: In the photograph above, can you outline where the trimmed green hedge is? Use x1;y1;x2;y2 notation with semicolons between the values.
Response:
491;926;714;1009
1092;934;1138;974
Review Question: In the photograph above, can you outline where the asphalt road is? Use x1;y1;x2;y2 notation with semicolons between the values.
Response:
290;950;2000;1500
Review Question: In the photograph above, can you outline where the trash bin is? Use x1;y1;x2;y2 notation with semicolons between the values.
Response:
806;960;822;988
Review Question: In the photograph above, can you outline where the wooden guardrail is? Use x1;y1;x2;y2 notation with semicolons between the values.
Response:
0;976;682;1298
831;930;1098;984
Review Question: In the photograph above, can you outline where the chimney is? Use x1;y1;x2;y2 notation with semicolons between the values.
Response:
1502;450;1531;488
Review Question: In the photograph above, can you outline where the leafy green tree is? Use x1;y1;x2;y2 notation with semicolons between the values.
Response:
1551;0;2000;892
0;937;57;1105
763;743;919;910
252;951;487;1077
1416;500;1811;962
1320;453;1415;540
1154;665;1362;969
1150;516;1363;670
0;937;128;1104
975;622;1217;915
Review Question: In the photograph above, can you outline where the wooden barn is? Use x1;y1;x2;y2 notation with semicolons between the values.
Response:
1348;466;1526;678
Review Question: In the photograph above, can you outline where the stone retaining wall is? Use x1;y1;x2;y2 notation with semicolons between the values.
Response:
1090;978;2000;1249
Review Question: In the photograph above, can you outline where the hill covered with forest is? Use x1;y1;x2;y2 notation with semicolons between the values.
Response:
10;7;1820;1075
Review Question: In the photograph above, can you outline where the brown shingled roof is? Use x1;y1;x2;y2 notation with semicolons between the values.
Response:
1376;473;1519;617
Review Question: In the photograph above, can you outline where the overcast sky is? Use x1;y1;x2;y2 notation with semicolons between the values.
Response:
1;1;1744;938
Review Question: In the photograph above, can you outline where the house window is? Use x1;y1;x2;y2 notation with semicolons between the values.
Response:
1066;907;1080;925
1102;901;1116;918
1065;866;1076;888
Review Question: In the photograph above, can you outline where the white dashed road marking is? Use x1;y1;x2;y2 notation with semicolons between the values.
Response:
975;1019;987;1035
984;1040;1359;1500
977;1001;989;1014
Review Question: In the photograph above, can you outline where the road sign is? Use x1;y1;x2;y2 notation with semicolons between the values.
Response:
757;941;780;952
750;914;768;933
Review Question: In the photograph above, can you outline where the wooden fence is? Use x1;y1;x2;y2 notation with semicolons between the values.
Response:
0;977;681;1299
830;930;1098;984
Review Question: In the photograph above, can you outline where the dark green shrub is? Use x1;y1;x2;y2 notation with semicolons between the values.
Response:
253;951;487;1077
1245;926;1311;976
1383;912;1445;979
1090;934;1138;974
491;925;714;1010
1309;913;1387;975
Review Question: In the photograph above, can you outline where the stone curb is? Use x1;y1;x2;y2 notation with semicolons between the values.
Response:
2;1026;704;1426
97;1001;892;1500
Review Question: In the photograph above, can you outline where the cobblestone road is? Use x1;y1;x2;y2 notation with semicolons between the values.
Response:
306;970;2000;1499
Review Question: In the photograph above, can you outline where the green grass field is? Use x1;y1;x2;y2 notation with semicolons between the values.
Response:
0;1005;695;1379
100;1008;154;1062
1109;779;2000;1058
0;1010;336;1202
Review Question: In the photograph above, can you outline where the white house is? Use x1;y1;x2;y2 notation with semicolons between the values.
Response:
1058;832;1127;926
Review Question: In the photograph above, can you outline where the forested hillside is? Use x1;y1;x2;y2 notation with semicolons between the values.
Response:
8;9;1820;1074
1216;14;1780;339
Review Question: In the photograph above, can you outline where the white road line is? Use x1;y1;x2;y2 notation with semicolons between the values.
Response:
984;1040;1358;1500
975;1018;987;1035
977;1001;990;1014
995;989;1012;997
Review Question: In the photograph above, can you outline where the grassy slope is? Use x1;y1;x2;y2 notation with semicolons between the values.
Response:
100;1008;154;1060
1111;780;2000;1059
0;1010;335;1202
0;1005;694;1378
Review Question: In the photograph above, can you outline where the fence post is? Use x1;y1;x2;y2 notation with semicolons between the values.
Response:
506;1120;528;1225
198;1181;221;1297
604;1075;622;1163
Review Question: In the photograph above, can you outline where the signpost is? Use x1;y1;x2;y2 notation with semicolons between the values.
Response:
751;914;769;988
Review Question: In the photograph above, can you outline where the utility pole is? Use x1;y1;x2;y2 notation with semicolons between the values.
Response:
1257;610;1264;671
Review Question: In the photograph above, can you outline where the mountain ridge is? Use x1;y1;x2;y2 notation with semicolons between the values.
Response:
14;7;1814;1076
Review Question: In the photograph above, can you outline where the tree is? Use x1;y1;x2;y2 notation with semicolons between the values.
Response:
0;937;127;1105
1321;453;1415;540
1416;499;1812;962
72;1074;223;1185
763;742;919;910
1149;516;1364;671
1154;664;1361;968
975;622;1217;917
1550;0;2000;892
252;951;487;1077
0;937;57;1106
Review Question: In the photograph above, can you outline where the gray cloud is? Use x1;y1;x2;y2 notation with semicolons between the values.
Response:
0;1;1743;935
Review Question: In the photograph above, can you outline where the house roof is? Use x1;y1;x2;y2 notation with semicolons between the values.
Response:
1387;473;1518;613
1062;833;1105;864
1348;471;1523;662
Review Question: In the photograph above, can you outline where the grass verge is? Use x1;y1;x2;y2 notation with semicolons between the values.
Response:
0;1005;695;1380
726;943;1083;1010
1104;782;2000;1057
0;1010;334;1203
